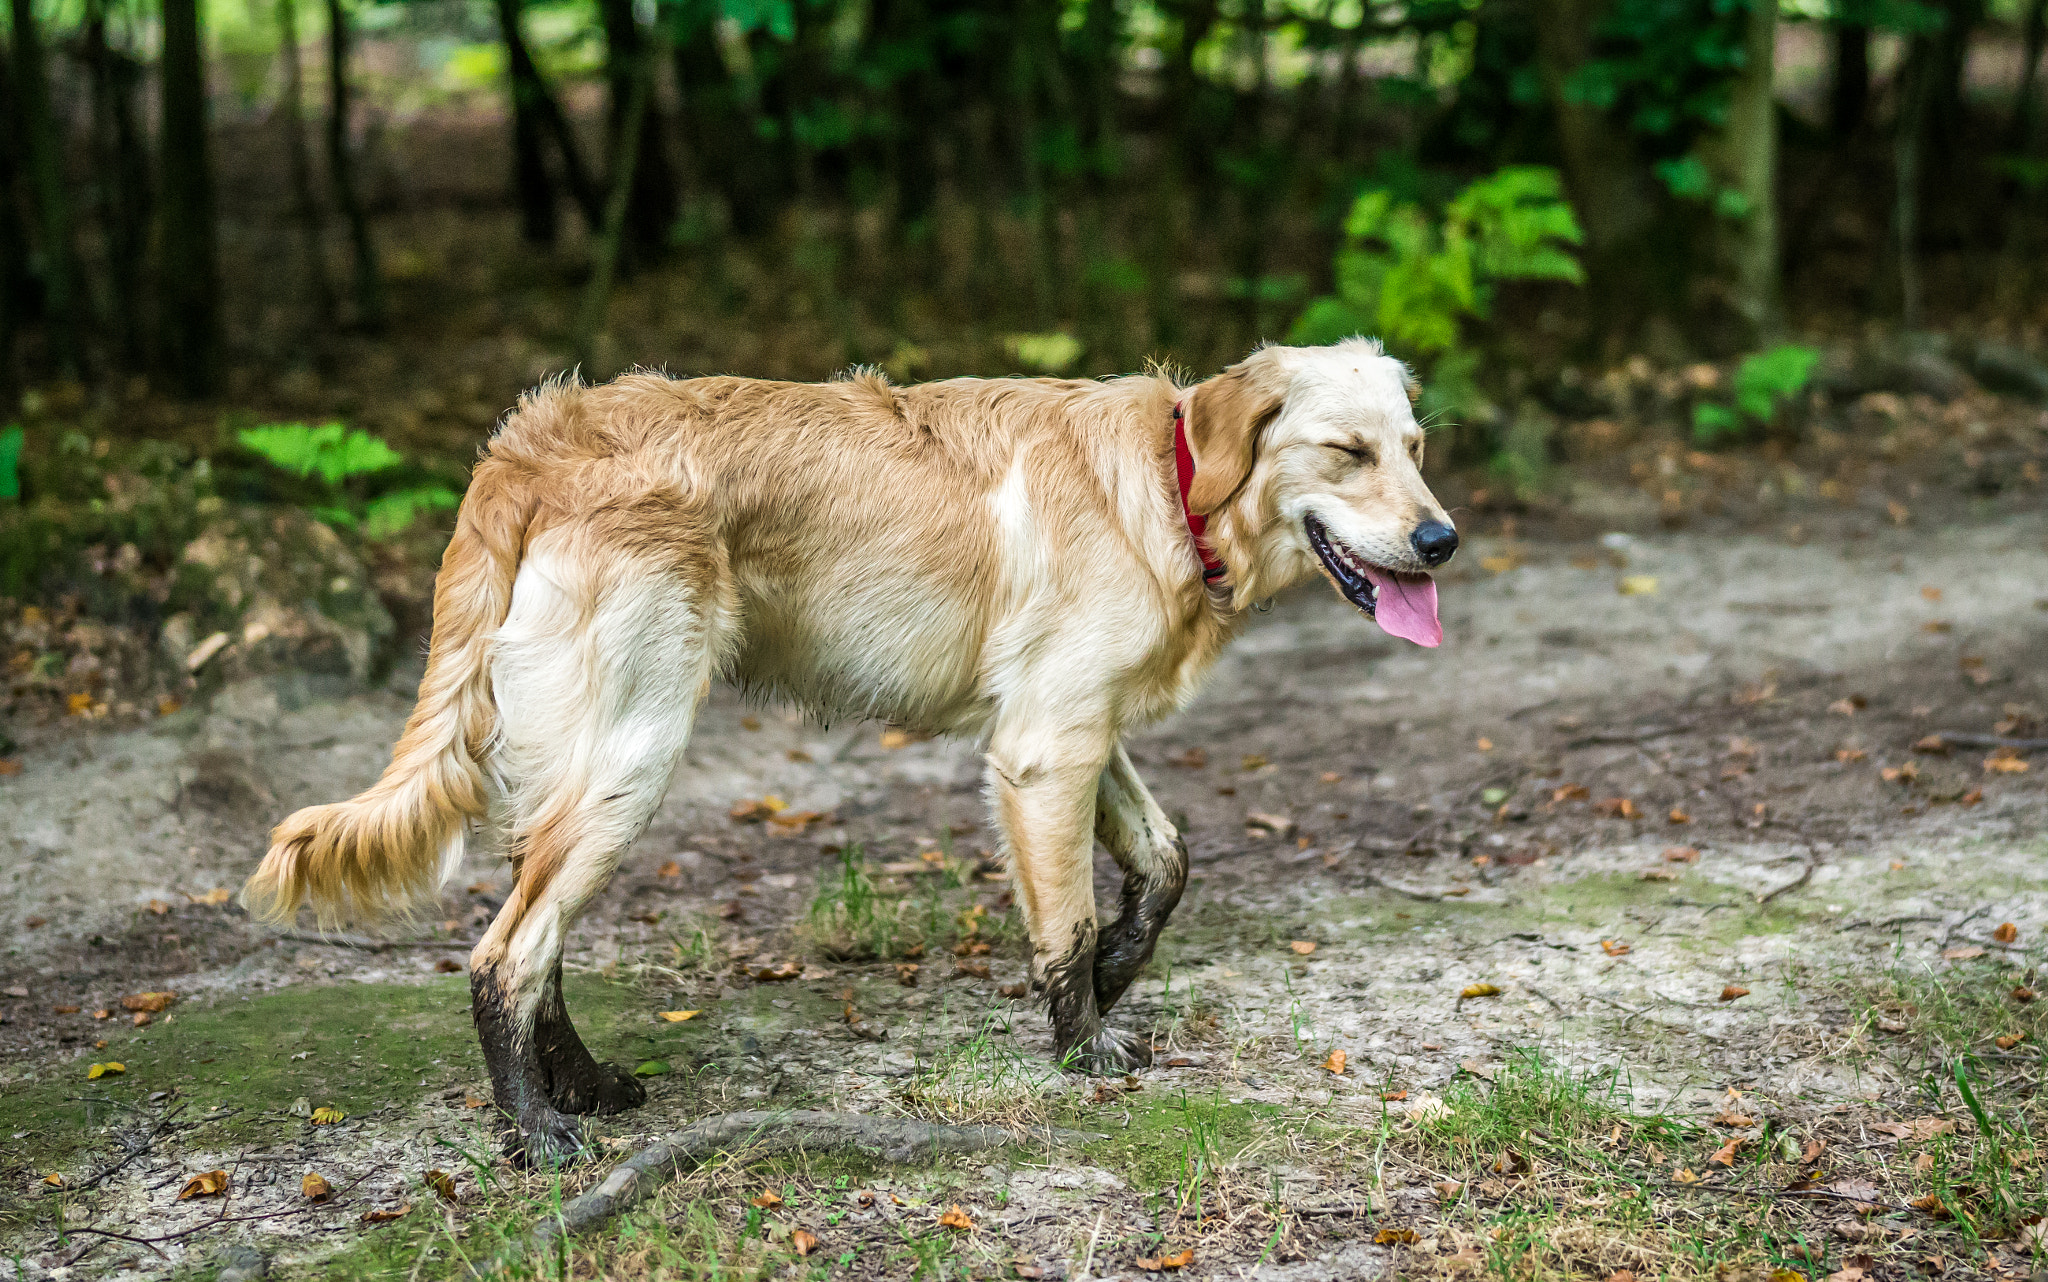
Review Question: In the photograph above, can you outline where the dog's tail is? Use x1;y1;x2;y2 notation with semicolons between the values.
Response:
241;468;534;928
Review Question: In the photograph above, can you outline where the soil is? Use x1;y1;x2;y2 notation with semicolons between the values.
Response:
1;484;2045;1280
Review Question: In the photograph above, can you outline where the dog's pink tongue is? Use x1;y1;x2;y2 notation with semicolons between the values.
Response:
1364;568;1441;647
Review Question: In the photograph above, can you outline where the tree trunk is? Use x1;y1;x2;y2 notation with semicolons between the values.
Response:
2010;0;2046;151
1829;22;1869;138
494;0;559;244
1531;0;1660;338
158;0;222;395
1711;0;1781;339
325;0;384;329
12;0;84;374
598;0;677;257
1893;40;1932;329
0;28;28;386
85;0;151;366
574;52;652;370
276;0;334;323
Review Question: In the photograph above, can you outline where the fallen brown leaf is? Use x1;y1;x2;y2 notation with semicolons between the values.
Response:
1594;797;1637;819
1940;946;1985;960
1709;1137;1744;1166
425;1169;456;1201
1671;1167;1701;1184
792;1228;819;1256
1601;939;1632;956
1382;1089;1407;1101
656;860;682;877
1322;1049;1346;1076
186;888;233;905
1459;983;1501;1000
954;959;991;979
751;961;803;982
361;1204;411;1224
1289;940;1317;955
751;1190;784;1209
302;1172;333;1201
938;1204;974;1230
658;1010;702;1022
1994;922;2018;943
311;1106;346;1125
1720;985;1750;1002
178;1170;228;1200
1996;1032;2028;1050
1374;1228;1419;1245
1663;846;1699;863
1668;807;1691;824
1136;1248;1194;1271
1712;1111;1755;1127
122;991;175;1013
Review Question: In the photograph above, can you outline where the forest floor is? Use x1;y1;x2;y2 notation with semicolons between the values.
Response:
2;474;2047;1281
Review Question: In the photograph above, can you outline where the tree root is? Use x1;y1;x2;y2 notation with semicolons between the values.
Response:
487;1110;1101;1274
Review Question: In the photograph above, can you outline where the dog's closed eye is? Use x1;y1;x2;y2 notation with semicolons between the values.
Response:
1326;441;1378;466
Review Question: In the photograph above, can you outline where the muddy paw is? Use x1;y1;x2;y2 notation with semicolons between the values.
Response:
1061;1026;1154;1074
507;1108;590;1169
551;1062;647;1116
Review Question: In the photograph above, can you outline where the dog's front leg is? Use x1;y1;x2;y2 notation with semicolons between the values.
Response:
987;724;1150;1073
1092;744;1188;1017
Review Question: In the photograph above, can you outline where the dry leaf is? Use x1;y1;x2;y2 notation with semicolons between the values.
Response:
1594;797;1637;819
752;1190;784;1209
1552;784;1590;803
1459;983;1501;1000
751;961;803;982
2015;986;2039;1003
1601;939;1632;956
1667;807;1692;824
361;1204;411;1224
42;1172;65;1187
187;887;233;905
1912;1152;1935;1173
938;1204;974;1230
1995;1032;2027;1050
728;796;788;822
1910;1194;1948;1217
178;1170;228;1200
1640;867;1680;881
954;959;991;979
1607;1272;1637;1282
1712;1112;1755;1127
1136;1249;1194;1271
657;861;682;877
1671;1167;1701;1184
658;1010;701;1022
425;1169;456;1201
311;1106;346;1125
1374;1228;1420;1245
1940;946;1985;961
1719;985;1750;1002
1709;1137;1744;1166
1322;1049;1347;1076
302;1172;333;1201
1289;940;1317;955
1247;812;1294;837
897;963;922;986
1994;922;2018;943
1475;737;1493;751
86;1062;124;1079
1836;747;1867;763
792;1228;820;1256
122;991;175;1013
1436;1181;1464;1200
1617;576;1658;596
1663;846;1699;863
1382;1089;1407;1101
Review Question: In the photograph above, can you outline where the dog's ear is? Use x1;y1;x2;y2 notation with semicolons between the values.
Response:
1185;357;1288;516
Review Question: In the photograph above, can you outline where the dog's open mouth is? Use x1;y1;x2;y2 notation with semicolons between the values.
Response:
1304;515;1442;648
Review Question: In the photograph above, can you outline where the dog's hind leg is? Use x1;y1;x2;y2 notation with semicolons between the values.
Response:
470;526;728;1166
1091;744;1188;1018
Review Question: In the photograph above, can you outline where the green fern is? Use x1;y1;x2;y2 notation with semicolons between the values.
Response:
1691;344;1819;444
0;425;22;502
1291;165;1584;359
237;422;457;538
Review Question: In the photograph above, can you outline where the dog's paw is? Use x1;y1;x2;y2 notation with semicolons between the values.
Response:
507;1108;591;1169
1062;1026;1153;1074
551;1061;647;1116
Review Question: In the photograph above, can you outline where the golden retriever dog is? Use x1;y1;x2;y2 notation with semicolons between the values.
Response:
241;337;1458;1164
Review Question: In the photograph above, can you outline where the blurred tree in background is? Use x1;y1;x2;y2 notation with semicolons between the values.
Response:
0;0;2041;412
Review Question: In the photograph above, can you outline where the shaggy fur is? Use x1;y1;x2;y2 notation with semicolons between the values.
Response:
241;338;1455;1163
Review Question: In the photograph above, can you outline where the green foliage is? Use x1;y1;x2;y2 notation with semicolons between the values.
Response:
236;422;459;538
1291;166;1584;362
0;425;21;502
235;422;402;486
1691;344;1819;444
1003;331;1084;374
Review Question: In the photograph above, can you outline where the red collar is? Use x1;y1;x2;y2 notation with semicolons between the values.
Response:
1172;402;1229;584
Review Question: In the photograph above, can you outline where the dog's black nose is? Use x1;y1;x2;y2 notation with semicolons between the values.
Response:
1411;521;1459;567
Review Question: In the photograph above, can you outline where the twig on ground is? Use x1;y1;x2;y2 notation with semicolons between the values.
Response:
1665;1181;1916;1215
275;931;472;950
78;1103;187;1191
489;1110;1102;1274
1757;844;1820;904
1926;733;2048;750
1564;724;1693;749
1360;872;1442;902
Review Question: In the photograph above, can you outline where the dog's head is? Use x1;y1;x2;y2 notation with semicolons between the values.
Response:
1183;339;1456;646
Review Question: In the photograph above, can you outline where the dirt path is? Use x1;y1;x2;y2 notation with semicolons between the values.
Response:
3;505;2045;1280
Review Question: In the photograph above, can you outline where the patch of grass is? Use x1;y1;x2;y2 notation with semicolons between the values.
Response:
900;1009;1063;1126
1415;1048;1693;1170
802;844;925;961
